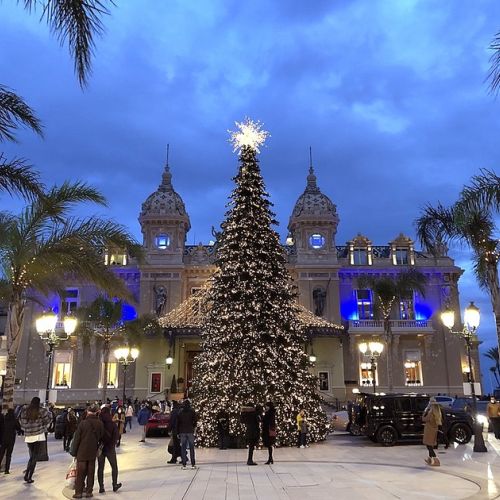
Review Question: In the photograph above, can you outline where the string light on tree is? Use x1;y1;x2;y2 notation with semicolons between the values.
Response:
228;117;270;154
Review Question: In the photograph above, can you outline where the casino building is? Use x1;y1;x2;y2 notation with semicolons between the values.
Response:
0;160;480;405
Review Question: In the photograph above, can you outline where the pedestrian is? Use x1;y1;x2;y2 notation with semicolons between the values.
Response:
0;408;20;474
18;397;52;483
97;406;122;494
262;402;276;464
176;399;198;470
113;406;125;446
167;401;181;464
56;409;68;448
297;409;308;448
137;403;152;443
240;402;260;466
65;408;78;452
216;408;230;450
423;397;442;466
487;397;500;439
125;404;134;431
70;404;105;498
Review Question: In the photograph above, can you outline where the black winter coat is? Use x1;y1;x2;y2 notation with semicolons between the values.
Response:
262;409;276;447
0;411;19;446
70;414;104;461
100;412;119;453
175;406;197;434
240;406;260;445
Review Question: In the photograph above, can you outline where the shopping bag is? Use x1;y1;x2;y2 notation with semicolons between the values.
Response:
37;439;49;461
66;459;77;489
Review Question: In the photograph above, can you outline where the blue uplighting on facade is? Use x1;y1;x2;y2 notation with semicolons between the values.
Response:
121;303;138;322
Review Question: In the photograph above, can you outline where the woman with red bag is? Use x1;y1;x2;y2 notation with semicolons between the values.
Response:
262;402;276;465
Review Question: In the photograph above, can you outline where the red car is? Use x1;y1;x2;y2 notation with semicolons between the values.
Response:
145;412;171;437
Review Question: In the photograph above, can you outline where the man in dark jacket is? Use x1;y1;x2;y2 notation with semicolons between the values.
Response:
65;408;78;452
137;403;152;443
175;399;197;469
97;406;121;494
167;401;181;464
216;409;230;450
240;403;260;465
70;405;104;499
0;409;20;474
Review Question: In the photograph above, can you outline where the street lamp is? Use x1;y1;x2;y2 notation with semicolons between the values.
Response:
359;341;384;393
165;351;173;369
36;311;77;404
114;346;139;404
440;301;487;453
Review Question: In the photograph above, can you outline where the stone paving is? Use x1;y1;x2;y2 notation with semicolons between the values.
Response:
2;421;500;499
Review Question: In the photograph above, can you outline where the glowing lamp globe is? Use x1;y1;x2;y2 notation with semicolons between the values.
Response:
36;311;58;335
309;354;317;363
130;348;139;360
166;356;173;366
440;307;455;330
369;341;384;356
464;302;480;331
63;316;78;335
114;347;128;361
358;342;368;355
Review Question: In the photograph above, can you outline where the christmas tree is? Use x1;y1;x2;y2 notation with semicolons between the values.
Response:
193;119;327;447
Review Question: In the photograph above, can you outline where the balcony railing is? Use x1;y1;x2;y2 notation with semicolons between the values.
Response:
348;319;434;333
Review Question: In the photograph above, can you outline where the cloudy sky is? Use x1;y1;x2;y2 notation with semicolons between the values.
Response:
1;1;499;388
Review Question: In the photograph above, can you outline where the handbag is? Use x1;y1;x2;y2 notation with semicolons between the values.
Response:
269;427;277;438
65;458;77;489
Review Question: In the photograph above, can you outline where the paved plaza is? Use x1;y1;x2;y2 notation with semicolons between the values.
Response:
2;422;500;499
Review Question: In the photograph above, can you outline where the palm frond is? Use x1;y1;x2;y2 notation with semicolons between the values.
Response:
459;169;500;213
0;156;43;199
23;0;114;87
414;203;458;253
488;30;500;95
395;269;427;298
0;85;43;141
485;347;499;362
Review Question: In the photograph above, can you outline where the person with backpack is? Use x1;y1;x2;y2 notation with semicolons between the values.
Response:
70;405;105;498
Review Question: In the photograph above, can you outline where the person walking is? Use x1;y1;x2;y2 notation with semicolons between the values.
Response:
18;397;52;483
167;401;181;464
113;406;125;447
423;397;442;466
262;402;276;464
240;403;260;466
487;397;500;439
125;404;134;431
176;399;198;470
97;406;122;494
0;408;20;474
137;403;151;443
297;409;308;448
64;408;78;452
70;404;105;498
216;408;230;450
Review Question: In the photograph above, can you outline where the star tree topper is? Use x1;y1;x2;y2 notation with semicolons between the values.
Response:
229;117;270;154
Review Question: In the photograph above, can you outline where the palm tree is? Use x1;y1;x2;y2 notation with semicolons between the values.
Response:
0;181;141;410
356;269;427;391
485;347;500;389
489;30;500;94
416;171;500;352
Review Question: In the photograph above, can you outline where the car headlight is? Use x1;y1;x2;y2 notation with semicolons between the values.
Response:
476;415;488;426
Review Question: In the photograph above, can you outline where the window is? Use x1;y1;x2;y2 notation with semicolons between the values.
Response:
318;372;329;391
399;293;415;320
356;289;373;319
151;372;162;393
404;351;423;386
359;362;377;388
100;361;118;388
309;234;325;249
52;351;72;388
105;253;128;266
416;397;429;412
395;398;412;412
394;248;409;265
155;234;170;249
353;248;368;265
61;288;79;315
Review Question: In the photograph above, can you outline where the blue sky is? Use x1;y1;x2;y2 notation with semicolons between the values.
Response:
1;1;499;389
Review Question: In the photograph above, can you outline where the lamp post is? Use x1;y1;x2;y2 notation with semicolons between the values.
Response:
114;346;139;404
36;312;77;405
441;301;487;453
359;341;384;393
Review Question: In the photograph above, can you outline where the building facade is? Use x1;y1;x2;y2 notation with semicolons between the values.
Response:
0;161;479;405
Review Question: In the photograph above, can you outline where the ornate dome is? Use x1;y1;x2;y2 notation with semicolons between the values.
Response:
291;166;337;219
140;165;189;222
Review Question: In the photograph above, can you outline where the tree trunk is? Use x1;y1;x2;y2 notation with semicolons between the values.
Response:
384;317;394;392
101;336;110;402
3;295;25;411
486;262;500;353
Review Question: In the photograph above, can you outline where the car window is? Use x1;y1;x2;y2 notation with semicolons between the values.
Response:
415;397;429;411
395;398;412;411
435;397;451;402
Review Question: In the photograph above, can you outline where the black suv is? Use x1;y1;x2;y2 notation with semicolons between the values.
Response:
351;393;473;446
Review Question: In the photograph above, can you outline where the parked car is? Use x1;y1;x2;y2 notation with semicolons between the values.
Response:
451;398;490;429
145;412;171;437
354;393;473;446
331;410;349;432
